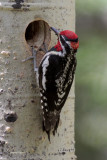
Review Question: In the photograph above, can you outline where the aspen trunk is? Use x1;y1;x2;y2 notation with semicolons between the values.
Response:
0;0;76;159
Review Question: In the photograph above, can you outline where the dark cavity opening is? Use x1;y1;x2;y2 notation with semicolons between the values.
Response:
25;20;51;49
4;112;18;123
25;20;51;66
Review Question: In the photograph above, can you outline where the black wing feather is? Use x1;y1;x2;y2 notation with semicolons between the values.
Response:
38;51;77;140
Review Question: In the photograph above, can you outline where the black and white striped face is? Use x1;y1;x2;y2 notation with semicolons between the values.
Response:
59;34;79;51
51;27;79;51
61;35;72;49
58;35;73;55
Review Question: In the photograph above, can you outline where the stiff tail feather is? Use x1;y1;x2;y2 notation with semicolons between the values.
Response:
42;115;60;141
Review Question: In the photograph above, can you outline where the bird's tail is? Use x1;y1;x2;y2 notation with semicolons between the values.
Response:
42;113;60;141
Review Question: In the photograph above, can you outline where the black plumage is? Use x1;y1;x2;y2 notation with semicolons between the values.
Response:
38;33;78;141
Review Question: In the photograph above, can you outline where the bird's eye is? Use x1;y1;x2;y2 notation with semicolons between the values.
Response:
71;38;78;42
69;38;78;42
64;36;69;41
64;37;78;42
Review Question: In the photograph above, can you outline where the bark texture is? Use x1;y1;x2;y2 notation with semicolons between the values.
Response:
0;0;76;159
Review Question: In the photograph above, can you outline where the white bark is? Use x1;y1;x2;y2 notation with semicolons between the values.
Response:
0;0;76;159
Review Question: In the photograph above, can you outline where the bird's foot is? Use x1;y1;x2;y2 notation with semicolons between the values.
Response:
22;56;34;62
22;46;38;72
39;42;48;53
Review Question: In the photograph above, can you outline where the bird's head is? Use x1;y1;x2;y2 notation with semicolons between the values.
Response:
51;27;79;51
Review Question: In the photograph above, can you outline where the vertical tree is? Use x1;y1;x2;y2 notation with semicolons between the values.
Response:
0;0;76;159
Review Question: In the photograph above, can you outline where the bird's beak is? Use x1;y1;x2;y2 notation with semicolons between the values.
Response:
50;27;60;35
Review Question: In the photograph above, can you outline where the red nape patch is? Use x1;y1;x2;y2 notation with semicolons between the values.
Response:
60;30;78;39
54;41;62;51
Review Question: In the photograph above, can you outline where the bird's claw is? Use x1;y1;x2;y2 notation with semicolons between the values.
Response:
22;46;38;72
22;56;34;62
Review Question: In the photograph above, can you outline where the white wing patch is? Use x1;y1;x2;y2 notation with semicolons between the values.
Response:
42;56;49;90
43;51;63;58
40;50;64;90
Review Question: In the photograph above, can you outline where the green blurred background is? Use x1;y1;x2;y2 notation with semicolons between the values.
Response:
75;0;107;160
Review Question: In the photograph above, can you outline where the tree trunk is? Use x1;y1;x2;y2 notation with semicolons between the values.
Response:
0;0;76;159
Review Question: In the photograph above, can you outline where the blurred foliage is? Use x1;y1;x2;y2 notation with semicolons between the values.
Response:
76;0;107;14
75;0;107;160
76;34;107;108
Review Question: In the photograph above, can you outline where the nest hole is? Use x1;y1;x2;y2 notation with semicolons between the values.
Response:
25;20;51;66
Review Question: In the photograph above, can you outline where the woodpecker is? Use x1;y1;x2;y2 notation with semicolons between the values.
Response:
22;27;79;141
38;27;79;140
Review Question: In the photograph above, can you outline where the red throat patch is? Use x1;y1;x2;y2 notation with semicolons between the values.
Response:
54;41;62;51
